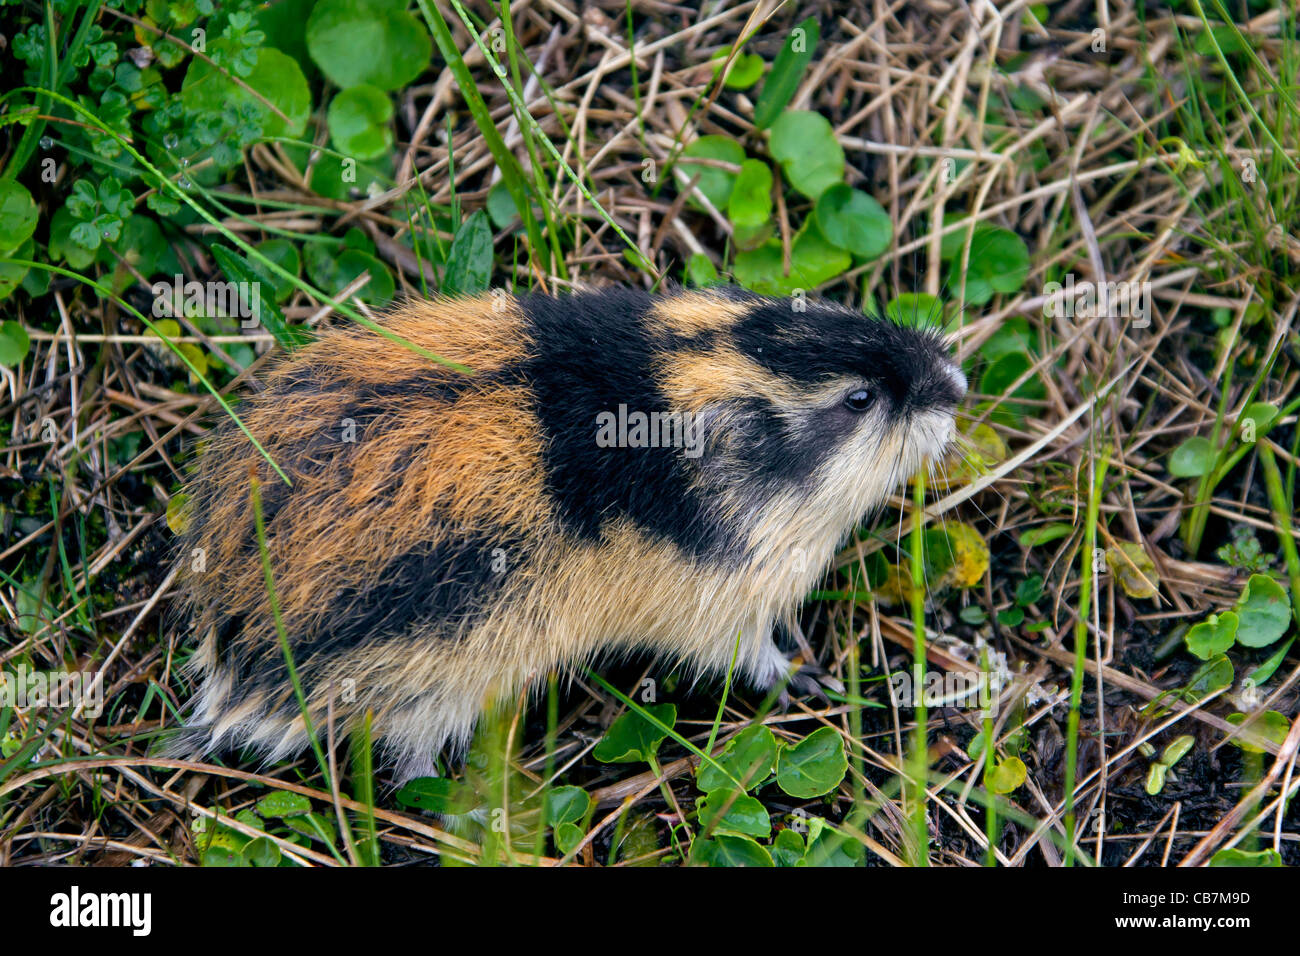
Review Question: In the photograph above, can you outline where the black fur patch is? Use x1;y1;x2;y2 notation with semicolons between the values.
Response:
732;300;960;414
315;531;516;655
518;288;728;558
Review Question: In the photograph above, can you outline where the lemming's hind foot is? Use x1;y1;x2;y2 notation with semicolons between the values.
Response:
770;655;845;711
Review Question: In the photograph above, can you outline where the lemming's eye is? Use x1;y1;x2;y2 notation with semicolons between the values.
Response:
843;388;874;412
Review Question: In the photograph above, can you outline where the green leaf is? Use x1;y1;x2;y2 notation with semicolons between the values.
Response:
1184;612;1239;661
182;44;311;139
0;238;32;302
997;607;1025;627
685;252;719;288
987;756;1027;794
592;703;677;764
1247;635;1295;687
680;135;746;211
775;726;847;798
327;84;394;161
1239;402;1278;434
768;110;845;200
240;836;282;867
1209;847;1283;867
1161;735;1195;768
885;293;943;328
306;0;432;92
1226;710;1291;754
252;239;302;304
696;789;771;838
554;821;583;854
1182;654;1234;703
255;790;312;818
770;828;806;867
959;605;987;625
979;351;1045;421
688;834;773;867
394;776;482;814
697;725;779;793
947;226;1030;304
1019;523;1072;548
727;159;773;229
211;244;312;351
1233;573;1291;648
543;786;590;826
0;180;39;255
1169;436;1216;478
733;220;850;295
814;185;891;259
752;17;819;130
1145;761;1168;795
802;817;865;866
711;50;764;90
0;320;31;367
441;210;493;296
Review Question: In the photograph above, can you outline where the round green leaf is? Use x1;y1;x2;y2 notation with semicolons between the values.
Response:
241;836;282;867
307;247;394;305
543;786;590;826
253;239;301;303
327;84;394;161
768;110;845;200
255;790;312;818
685;252;719;288
987;756;1027;794
394;776;482;814
978;351;1045;418
697;725;778;793
711;50;764;89
1233;574;1291;648
775;726;848;798
306;0;432;92
1209;847;1284;867
680;135;746;211
0;238;32;302
1184;611;1239;660
1182;654;1234;703
554;821;583;855
0;319;31;367
592;703;677;764
0;180;38;255
814;184;891;259
728;159;773;229
689;834;773;867
1169;436;1215;477
885;293;943;328
770;828;806;867
696;789;771;838
182;44;311;139
1226;710;1291;754
733;221;850;295
948;226;1030;304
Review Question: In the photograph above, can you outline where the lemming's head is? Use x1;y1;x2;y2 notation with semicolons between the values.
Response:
521;286;965;560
